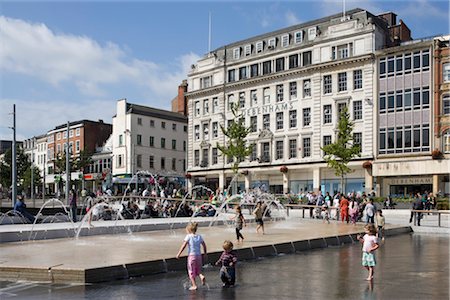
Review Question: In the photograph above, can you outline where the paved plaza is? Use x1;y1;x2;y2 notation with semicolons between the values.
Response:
0;213;412;284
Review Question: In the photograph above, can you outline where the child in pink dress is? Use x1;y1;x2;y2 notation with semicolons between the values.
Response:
176;222;208;290
357;224;380;281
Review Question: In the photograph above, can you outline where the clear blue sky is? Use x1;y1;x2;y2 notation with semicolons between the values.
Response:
1;0;449;140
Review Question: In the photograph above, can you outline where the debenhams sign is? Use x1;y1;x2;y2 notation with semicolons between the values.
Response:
386;177;432;185
242;102;295;117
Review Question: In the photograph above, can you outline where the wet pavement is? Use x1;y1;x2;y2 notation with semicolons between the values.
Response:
1;233;448;299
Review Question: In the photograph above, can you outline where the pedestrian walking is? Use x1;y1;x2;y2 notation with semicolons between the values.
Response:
176;222;207;291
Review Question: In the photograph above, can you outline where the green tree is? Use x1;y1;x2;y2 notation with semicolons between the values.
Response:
217;103;253;175
54;151;71;174
0;148;31;189
321;106;361;194
22;165;42;195
72;149;93;173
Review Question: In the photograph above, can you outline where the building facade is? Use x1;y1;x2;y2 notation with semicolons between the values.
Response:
373;37;450;197
45;120;112;195
186;9;403;195
22;135;47;195
112;99;188;188
433;35;450;195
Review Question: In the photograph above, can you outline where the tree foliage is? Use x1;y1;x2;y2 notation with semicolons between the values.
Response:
55;148;92;173
73;149;93;173
321;106;361;193
54;151;71;174
22;165;42;193
217;103;253;174
0;147;31;188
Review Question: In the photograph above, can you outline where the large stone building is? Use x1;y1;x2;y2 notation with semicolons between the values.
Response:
186;8;410;195
112;99;188;190
433;35;450;194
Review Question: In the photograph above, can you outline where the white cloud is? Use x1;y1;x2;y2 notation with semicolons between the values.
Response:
0;16;200;100
0;97;116;141
285;11;302;26
0;16;201;140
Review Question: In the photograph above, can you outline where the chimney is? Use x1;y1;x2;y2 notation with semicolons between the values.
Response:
377;12;397;27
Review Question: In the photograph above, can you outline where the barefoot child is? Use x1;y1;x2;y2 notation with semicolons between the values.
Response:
176;222;207;290
215;240;238;287
357;224;380;281
234;206;246;243
253;202;265;234
375;209;385;241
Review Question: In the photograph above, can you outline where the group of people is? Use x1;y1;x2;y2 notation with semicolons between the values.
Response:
175;203;256;291
176;203;384;292
409;192;436;226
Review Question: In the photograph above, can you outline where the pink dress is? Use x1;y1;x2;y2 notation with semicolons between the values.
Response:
184;234;203;278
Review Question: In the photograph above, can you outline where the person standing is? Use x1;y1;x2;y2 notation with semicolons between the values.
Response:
357;224;380;281
364;199;376;224
412;193;424;226
339;196;350;223
233;206;246;243
68;189;77;222
253;201;265;234
176;222;207;291
375;209;385;241
349;199;359;225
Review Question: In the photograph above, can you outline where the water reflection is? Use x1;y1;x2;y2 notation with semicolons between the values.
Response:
1;234;448;300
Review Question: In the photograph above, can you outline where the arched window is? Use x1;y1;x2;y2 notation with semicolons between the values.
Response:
443;129;450;154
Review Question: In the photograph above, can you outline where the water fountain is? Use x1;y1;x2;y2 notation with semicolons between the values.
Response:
169;184;216;231
0;210;28;225
28;198;76;240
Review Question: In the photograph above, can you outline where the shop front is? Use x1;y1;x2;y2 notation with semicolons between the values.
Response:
381;176;433;198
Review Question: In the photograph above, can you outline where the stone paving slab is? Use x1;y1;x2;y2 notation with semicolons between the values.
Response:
0;217;411;284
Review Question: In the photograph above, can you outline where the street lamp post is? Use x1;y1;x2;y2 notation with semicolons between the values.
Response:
43;154;46;202
11;104;17;206
65;121;70;202
31;141;34;207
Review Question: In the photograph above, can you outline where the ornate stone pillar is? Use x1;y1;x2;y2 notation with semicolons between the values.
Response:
432;174;439;195
219;171;225;192
244;172;251;192
313;168;321;192
283;172;289;194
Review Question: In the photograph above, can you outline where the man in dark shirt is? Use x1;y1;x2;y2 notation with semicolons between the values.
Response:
14;195;35;223
412;193;424;226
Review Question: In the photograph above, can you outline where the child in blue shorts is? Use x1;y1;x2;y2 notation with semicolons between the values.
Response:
216;240;238;287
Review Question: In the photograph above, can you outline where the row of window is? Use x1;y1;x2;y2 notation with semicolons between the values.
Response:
86;158;112;174
194;102;362;141
36;154;46;165
55;141;81;154
231;28;320;60
379;124;430;154
193;132;362;167
194;70;363;118
56;128;81;140
379;50;430;78
137;118;187;132
116;154;186;172
120;135;187;151
228;50;312;82
379;87;430;113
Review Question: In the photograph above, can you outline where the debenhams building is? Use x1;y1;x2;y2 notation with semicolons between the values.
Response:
186;8;398;195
